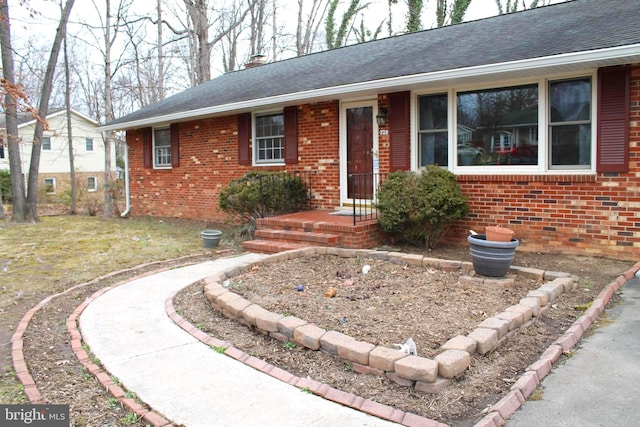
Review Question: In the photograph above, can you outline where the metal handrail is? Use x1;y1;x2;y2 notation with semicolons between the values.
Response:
347;172;388;225
258;171;314;218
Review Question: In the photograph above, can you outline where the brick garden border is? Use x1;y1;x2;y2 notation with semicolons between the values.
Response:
11;252;640;427
9;255;206;427
197;246;579;393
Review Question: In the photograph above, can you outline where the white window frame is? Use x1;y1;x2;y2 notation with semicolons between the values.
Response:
42;136;52;151
85;138;94;152
44;177;56;194
87;176;97;192
414;71;596;175
253;110;285;166
153;127;172;169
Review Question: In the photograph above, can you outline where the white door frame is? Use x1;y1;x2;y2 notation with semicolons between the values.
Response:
339;100;381;206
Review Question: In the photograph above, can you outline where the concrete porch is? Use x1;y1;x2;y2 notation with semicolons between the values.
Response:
241;210;388;254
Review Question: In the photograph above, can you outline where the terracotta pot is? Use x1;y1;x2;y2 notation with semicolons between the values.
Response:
485;225;515;242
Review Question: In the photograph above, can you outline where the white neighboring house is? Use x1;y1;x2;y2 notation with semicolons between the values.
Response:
0;109;116;197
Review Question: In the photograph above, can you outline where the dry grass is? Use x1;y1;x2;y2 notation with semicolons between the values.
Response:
0;215;242;311
0;214;245;405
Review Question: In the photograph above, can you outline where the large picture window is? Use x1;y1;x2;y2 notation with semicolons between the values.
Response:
417;76;593;172
457;84;538;166
153;127;171;168
255;112;284;163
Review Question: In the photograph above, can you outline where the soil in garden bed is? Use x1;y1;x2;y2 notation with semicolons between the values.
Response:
174;252;599;426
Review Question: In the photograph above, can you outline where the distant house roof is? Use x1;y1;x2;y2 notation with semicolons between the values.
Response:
102;0;640;132
0;108;99;130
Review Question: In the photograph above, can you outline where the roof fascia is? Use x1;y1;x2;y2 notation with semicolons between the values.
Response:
17;108;99;130
101;43;640;132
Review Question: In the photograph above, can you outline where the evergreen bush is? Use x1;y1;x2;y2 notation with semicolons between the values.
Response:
376;165;469;249
218;172;307;235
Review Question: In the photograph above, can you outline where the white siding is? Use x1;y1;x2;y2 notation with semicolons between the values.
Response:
0;110;116;174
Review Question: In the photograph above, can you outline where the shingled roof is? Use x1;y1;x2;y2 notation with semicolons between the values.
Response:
103;0;640;131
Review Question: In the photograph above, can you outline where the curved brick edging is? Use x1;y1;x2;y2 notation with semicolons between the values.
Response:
9;255;206;426
164;295;448;427
473;261;640;427
199;247;578;393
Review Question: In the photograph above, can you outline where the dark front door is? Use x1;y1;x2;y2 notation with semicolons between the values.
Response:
346;106;373;199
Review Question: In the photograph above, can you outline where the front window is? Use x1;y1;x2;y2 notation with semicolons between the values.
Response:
549;78;591;169
87;176;97;191
255;112;284;164
42;137;52;151
456;84;538;166
86;138;94;151
418;94;448;167
154;127;171;168
417;76;594;172
44;178;55;194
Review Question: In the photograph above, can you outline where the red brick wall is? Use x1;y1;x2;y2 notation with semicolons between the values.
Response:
126;67;640;260
126;101;340;221
445;65;640;260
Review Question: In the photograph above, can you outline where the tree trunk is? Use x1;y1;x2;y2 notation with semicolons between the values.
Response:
157;0;165;99
64;31;76;214
103;0;114;218
0;0;27;222
25;0;76;223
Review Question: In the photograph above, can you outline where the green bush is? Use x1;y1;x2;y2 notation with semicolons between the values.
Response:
0;170;10;202
218;172;308;235
376;166;469;249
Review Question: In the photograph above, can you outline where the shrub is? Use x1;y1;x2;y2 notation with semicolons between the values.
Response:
376;165;469;249
0;170;11;202
218;172;307;235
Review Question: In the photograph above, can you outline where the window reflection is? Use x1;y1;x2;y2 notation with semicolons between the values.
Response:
456;84;538;166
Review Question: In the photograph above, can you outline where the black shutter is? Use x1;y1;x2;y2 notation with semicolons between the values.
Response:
597;66;630;173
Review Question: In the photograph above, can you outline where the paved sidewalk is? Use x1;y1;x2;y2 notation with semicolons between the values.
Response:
80;253;400;427
506;277;640;427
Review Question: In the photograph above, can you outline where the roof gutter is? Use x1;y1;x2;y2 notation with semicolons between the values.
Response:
99;43;640;132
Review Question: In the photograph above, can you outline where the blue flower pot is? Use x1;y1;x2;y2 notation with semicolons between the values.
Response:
468;234;519;277
201;230;222;248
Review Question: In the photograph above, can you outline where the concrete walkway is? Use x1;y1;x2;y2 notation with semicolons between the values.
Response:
507;277;640;427
80;253;400;427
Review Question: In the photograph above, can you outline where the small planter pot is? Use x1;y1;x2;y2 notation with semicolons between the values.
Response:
201;230;222;248
468;234;519;278
485;225;515;242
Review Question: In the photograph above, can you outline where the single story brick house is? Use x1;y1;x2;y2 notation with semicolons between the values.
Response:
102;0;640;260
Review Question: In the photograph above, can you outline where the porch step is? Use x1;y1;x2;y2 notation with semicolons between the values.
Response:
241;240;312;254
254;229;341;245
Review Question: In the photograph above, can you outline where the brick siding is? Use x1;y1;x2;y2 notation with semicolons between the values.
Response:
126;67;640;260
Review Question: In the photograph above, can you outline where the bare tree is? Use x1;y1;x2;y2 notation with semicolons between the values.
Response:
0;0;27;221
495;0;547;14
157;0;165;99
63;24;77;214
405;0;422;32
296;0;330;55
184;0;248;85
436;0;472;27
325;0;367;49
24;0;76;222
